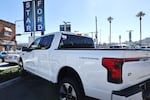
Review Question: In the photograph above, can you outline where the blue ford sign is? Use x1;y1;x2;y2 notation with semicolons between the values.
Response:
23;1;34;32
35;0;45;31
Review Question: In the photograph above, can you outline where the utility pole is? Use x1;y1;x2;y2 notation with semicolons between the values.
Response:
89;32;95;40
127;30;133;43
15;19;23;35
119;35;121;45
126;30;133;47
99;29;101;44
95;16;98;46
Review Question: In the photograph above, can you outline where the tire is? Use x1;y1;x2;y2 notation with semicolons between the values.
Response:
59;77;84;100
18;59;26;76
2;58;4;62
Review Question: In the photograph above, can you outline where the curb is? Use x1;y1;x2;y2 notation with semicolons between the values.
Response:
0;62;19;70
0;77;21;89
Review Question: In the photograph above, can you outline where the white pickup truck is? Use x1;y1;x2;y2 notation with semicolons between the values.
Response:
20;32;150;100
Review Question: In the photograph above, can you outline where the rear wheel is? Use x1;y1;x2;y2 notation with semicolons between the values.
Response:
59;77;84;100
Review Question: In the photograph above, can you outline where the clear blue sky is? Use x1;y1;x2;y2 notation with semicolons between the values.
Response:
0;0;150;43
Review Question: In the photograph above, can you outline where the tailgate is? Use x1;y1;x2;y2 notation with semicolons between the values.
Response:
122;50;150;85
102;50;150;85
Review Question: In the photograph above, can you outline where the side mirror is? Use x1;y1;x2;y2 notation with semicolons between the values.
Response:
22;47;33;52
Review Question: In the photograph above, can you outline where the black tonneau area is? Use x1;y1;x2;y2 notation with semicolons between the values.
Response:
57;48;147;51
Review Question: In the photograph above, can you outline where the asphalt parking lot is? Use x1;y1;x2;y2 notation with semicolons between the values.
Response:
0;62;59;100
0;63;95;100
0;75;98;100
0;74;59;100
0;63;97;100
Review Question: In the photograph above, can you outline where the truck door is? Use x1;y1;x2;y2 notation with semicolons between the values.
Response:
22;37;41;73
36;35;54;78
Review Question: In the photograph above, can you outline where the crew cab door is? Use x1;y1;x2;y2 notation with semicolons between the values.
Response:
35;34;54;79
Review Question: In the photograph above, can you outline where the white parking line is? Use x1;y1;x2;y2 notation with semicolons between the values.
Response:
0;77;21;89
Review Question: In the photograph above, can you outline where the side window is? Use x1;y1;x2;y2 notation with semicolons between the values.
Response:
38;35;54;49
59;34;94;48
29;37;41;49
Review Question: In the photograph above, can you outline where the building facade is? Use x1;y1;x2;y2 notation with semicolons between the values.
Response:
0;19;16;51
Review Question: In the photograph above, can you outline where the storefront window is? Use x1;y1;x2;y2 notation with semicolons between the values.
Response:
4;31;11;36
4;27;12;36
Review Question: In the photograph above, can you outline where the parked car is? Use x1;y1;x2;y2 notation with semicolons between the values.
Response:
0;51;7;62
4;52;21;65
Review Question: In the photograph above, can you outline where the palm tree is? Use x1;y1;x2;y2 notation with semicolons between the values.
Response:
136;11;145;46
107;16;113;45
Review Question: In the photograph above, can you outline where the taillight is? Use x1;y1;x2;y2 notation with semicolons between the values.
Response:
102;58;140;84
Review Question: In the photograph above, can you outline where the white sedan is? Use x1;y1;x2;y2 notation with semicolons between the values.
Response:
4;53;21;65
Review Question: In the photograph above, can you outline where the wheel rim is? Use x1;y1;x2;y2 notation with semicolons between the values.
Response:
18;61;23;73
60;83;77;100
19;61;23;67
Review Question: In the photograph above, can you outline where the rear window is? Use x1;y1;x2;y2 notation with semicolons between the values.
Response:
59;34;94;48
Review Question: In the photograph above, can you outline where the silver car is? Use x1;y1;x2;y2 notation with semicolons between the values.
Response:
4;52;21;64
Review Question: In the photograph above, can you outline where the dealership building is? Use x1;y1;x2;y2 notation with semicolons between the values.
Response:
0;19;16;51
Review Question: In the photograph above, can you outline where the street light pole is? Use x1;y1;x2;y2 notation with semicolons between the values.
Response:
89;32;95;40
14;19;23;44
107;16;113;45
15;19;23;35
95;16;98;46
136;11;145;46
119;35;121;45
126;30;133;43
15;20;23;25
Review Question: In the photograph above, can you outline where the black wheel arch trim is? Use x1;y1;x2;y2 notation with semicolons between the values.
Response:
57;66;85;93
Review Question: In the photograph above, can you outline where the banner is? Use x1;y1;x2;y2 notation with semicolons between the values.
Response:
35;0;45;32
23;1;34;32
